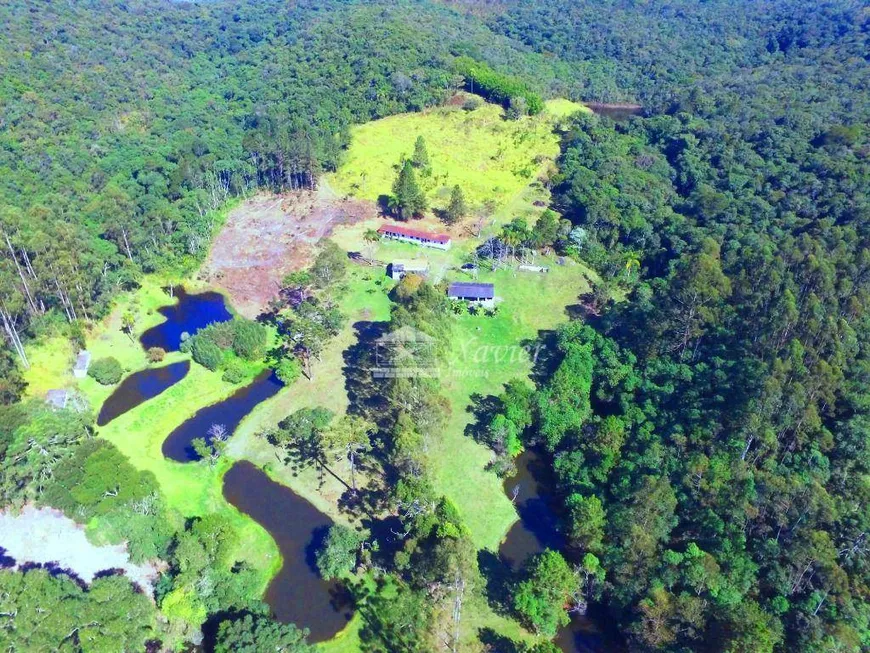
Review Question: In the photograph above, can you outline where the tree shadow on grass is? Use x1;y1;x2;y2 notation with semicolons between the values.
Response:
478;626;521;653
522;330;562;383
342;320;393;429
477;549;516;618
463;391;503;447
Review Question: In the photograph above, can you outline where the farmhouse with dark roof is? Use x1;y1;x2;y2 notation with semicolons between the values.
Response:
447;281;495;307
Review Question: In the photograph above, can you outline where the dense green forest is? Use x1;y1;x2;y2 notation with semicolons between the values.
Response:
484;1;870;650
1;0;868;651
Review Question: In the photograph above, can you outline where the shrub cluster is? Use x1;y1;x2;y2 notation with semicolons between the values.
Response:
453;56;544;115
87;356;122;385
181;318;268;378
146;346;166;363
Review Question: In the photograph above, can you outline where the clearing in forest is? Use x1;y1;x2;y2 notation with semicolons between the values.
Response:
0;505;160;592
328;98;586;213
202;185;373;318
18;96;594;652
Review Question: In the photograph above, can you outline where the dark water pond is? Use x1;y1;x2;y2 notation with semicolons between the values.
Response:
500;450;607;653
140;287;232;352
584;102;643;121
143;290;349;638
500;451;566;569
162;370;283;462
97;360;190;426
222;461;354;641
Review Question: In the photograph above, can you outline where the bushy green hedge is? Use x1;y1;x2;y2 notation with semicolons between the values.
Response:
453;56;544;115
87;357;122;385
221;359;247;384
231;320;269;359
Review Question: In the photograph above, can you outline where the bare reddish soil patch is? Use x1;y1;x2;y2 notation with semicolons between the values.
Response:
203;188;374;317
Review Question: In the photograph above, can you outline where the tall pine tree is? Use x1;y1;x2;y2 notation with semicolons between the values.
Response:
391;160;426;220
444;185;467;224
411;135;430;174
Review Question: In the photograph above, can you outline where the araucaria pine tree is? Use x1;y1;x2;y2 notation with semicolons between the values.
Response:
391;160;427;220
444;185;468;224
411;135;430;173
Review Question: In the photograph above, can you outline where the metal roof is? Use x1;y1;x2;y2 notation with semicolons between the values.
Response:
73;350;91;371
46;389;69;409
378;224;451;244
448;282;494;299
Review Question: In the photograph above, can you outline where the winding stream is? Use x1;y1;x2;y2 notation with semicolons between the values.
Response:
500;450;607;652
141;289;353;636
162;370;283;462
222;462;354;642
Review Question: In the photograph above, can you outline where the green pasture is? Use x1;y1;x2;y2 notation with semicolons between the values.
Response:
328;98;586;213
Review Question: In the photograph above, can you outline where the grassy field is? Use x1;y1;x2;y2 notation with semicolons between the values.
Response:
434;263;592;551
328;231;594;552
324;100;595;648
22;277;280;643
328;98;586;213
23;277;219;404
228;267;394;524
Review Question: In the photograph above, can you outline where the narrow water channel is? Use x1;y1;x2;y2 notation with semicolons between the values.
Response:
140;287;232;352
162;370;283;462
583;102;644;120
500;450;607;653
222;461;354;641
97;361;190;426
123;288;354;639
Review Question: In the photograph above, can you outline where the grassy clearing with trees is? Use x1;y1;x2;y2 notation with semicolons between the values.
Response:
432;264;592;550
329;99;585;212
12;90;595;649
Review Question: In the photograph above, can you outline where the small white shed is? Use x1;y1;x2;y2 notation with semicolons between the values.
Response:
73;350;91;378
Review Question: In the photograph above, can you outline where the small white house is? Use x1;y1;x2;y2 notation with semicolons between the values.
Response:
73;350;91;378
46;389;69;410
388;261;429;281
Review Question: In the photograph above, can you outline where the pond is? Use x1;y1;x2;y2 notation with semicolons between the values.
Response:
500;450;565;569
97;361;190;426
162;370;283;462
584;102;643;121
222;461;354;641
140;287;232;352
500;450;608;653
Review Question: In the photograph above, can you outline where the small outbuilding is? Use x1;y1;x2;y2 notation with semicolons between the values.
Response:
73;350;91;378
46;389;69;410
388;261;429;281
447;282;495;306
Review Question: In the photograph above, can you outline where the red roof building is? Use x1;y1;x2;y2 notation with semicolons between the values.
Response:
377;224;451;249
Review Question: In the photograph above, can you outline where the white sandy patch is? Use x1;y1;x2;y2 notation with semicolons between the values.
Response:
0;505;158;594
